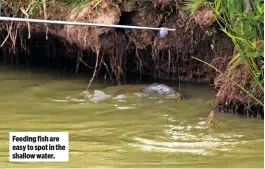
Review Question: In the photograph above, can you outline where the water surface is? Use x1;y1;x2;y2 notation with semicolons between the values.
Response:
0;66;263;168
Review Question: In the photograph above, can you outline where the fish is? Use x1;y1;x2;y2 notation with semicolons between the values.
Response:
142;83;176;95
117;83;184;100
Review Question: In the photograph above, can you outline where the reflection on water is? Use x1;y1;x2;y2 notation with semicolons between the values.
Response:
0;66;263;168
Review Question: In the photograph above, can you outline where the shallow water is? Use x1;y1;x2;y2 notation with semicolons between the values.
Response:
0;66;263;168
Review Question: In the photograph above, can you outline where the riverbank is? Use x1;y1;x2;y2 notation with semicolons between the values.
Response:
0;0;263;117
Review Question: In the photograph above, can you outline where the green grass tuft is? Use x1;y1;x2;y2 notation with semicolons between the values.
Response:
62;0;102;8
186;0;264;107
184;0;211;15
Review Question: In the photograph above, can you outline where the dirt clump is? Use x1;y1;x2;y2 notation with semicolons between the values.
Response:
62;1;121;51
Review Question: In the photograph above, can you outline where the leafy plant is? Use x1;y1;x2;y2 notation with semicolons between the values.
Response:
186;0;264;107
212;0;264;94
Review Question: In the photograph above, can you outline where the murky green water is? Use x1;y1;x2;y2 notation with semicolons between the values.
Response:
0;66;263;168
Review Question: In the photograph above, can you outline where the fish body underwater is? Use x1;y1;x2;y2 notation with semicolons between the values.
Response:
117;83;184;100
142;83;176;95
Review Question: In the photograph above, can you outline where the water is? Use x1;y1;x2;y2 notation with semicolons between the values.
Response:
0;66;263;168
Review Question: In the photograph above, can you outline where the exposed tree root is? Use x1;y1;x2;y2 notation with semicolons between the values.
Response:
87;48;100;90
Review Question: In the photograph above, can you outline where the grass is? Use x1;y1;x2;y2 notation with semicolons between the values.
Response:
63;0;90;8
191;56;264;107
62;0;103;9
27;0;43;16
213;0;264;91
184;0;211;14
1;0;48;17
186;0;264;108
0;0;102;18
